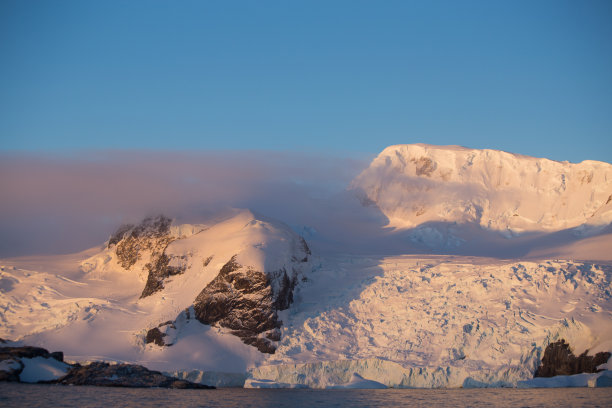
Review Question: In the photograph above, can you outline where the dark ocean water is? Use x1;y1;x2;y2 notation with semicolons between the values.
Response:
1;383;611;408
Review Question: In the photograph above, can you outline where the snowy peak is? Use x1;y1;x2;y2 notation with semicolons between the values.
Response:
77;209;312;354
351;144;612;234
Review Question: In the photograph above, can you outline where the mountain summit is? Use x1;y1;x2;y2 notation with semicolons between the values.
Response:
351;144;612;236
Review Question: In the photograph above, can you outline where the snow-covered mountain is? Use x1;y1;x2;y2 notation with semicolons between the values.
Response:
351;144;612;236
0;210;311;374
1;145;611;389
101;211;310;354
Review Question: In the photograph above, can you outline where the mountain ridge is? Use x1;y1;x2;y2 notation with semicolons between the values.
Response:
351;144;612;235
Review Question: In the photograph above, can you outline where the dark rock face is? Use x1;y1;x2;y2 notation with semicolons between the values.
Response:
107;215;188;298
291;237;311;263
140;253;187;298
1;345;214;388
0;346;63;362
56;362;214;388
534;339;611;377
111;215;173;270
272;269;297;310
145;321;177;346
193;256;299;354
145;327;166;346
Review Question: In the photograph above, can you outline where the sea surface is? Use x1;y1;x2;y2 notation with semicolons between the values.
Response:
1;383;611;408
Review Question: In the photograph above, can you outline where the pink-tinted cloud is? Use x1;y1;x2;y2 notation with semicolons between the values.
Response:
0;150;373;256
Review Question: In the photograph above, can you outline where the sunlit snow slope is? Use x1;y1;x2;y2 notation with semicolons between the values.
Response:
0;210;311;372
351;144;612;235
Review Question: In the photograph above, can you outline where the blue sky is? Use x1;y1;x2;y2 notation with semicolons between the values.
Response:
1;0;611;162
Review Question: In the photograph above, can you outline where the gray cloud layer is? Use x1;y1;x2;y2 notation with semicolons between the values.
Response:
0;150;388;257
4;150;602;259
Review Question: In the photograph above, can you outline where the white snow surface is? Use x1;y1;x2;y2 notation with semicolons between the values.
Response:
351;144;612;234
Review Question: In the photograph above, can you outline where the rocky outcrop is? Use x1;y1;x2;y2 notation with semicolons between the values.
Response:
56;362;214;388
292;237;311;263
107;215;188;298
193;256;299;354
145;321;177;346
140;253;187;298
0;346;64;362
0;345;214;388
145;327;166;346
110;215;173;269
534;339;611;377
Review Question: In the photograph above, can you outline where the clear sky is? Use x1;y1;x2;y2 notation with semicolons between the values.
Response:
1;0;611;163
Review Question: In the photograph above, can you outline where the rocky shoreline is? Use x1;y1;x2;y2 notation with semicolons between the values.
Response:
0;343;214;389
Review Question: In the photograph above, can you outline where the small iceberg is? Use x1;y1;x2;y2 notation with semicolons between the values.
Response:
19;357;70;383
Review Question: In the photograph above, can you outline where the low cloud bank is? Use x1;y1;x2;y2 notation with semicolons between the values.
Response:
0;150;385;257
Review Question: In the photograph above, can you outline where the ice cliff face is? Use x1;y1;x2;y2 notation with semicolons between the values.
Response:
351;144;612;235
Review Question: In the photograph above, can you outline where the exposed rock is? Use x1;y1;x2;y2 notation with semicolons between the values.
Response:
413;156;436;176
55;362;214;388
294;237;311;262
534;339;611;377
108;223;135;248
273;269;297;310
107;215;189;298
203;255;213;267
0;346;63;361
109;215;172;249
145;327;166;346
112;216;173;270
140;253;187;298
145;321;178;346
1;344;213;388
193;256;299;354
50;351;64;362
